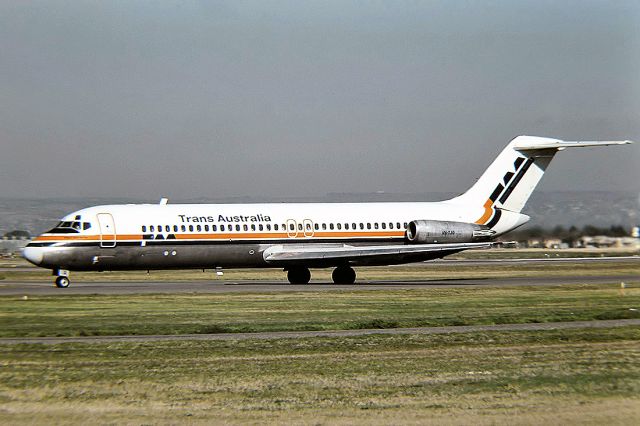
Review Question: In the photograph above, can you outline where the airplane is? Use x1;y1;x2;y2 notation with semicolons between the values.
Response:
22;135;632;288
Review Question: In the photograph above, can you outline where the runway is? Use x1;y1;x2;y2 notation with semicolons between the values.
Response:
0;274;637;295
1;318;638;345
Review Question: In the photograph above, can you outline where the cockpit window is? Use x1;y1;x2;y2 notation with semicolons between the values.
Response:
47;220;92;234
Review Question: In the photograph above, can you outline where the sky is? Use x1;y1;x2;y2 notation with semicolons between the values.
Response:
1;0;639;201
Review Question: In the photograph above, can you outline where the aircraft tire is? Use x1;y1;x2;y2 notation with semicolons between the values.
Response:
332;266;356;284
287;267;311;284
55;276;70;288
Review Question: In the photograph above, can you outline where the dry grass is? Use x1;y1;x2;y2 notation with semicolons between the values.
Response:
1;328;639;424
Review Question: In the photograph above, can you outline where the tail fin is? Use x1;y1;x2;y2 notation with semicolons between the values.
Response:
450;136;632;229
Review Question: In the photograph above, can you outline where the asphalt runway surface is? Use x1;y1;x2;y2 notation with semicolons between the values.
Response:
0;274;638;295
0;256;637;295
2;319;639;345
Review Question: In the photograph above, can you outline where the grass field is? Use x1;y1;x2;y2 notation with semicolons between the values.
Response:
1;328;639;424
1;256;639;424
0;285;639;338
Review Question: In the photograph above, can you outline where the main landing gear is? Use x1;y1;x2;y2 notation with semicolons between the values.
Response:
332;266;356;284
287;267;311;284
286;266;357;285
54;269;70;288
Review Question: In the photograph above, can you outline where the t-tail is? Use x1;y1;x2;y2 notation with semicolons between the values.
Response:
448;136;633;235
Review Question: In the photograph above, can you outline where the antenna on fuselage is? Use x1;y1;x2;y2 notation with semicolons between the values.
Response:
159;198;168;205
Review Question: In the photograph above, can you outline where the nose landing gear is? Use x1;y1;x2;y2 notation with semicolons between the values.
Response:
53;269;71;288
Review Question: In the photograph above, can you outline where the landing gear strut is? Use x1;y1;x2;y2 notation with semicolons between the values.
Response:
54;269;70;288
287;267;311;284
332;266;356;284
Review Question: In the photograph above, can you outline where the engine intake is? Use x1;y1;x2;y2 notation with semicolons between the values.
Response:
406;220;495;244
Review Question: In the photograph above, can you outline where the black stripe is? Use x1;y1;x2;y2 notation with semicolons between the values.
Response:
502;172;514;185
486;208;502;228
514;156;525;169
498;158;534;204
489;184;504;202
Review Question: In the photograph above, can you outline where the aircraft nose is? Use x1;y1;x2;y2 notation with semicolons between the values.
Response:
22;246;44;265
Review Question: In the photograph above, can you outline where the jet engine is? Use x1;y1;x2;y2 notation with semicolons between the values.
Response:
406;220;495;244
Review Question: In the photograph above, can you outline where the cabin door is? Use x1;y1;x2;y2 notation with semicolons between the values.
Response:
303;219;314;237
97;213;117;248
286;219;298;238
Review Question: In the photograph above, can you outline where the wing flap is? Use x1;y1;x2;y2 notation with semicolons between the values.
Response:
263;242;492;263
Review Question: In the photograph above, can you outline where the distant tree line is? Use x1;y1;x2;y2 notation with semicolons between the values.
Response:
503;225;630;244
3;230;31;239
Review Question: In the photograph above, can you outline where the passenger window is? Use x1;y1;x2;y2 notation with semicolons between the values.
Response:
337;223;342;230
165;225;170;232
220;224;225;231
243;224;248;231
344;223;349;230
274;224;278;231
298;223;303;231
404;222;407;228
322;223;327;230
189;225;194;232
213;225;217;231
197;225;202;232
359;223;364;230
251;224;256;231
142;225;147;232
258;224;263;231
236;224;240;231
269;224;274;231
174;225;178;232
306;223;311;230
314;224;319;231
397;222;401;229
352;223;356;229
289;224;295;231
158;225;162;231
204;225;209;232
367;223;371;230
374;223;379;229
150;225;155;232
381;223;386;230
181;225;186;232
329;223;334;230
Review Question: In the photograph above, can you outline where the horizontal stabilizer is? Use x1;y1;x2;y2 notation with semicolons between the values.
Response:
513;136;633;151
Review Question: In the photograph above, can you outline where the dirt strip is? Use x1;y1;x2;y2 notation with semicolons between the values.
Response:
1;319;639;345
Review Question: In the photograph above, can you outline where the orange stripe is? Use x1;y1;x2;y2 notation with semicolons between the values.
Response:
474;199;494;225
35;235;99;241
313;231;403;238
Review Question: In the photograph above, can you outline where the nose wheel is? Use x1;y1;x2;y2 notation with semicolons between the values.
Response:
53;269;71;288
55;276;70;288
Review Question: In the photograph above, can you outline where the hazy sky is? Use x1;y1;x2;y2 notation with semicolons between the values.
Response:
1;0;639;200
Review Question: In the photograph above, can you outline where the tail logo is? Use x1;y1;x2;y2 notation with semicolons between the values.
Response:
474;156;534;227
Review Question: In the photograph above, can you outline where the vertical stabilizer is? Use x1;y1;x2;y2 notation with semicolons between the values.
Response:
449;136;632;230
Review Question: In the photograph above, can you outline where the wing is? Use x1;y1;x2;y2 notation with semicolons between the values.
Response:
262;242;493;267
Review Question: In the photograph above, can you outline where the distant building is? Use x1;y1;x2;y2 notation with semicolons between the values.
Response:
577;235;639;249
